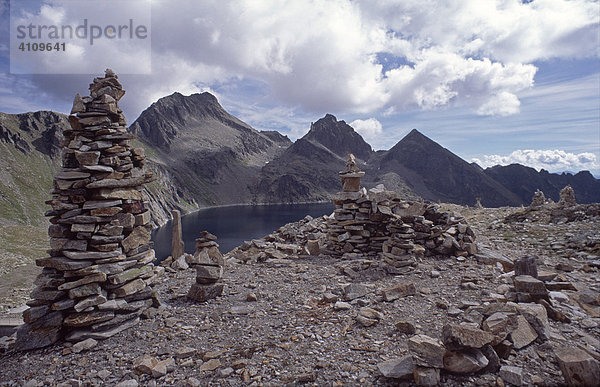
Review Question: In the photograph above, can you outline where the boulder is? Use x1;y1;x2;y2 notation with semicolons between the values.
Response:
443;348;489;374
408;334;445;368
555;347;600;386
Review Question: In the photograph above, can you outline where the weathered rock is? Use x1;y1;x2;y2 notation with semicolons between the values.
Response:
514;255;538;278
382;282;416;301
395;320;417;335
171;255;189;270
413;367;440;386
408;334;445;368
443;348;489;374
72;338;98;353
343;283;368;300
442;324;494;350
377;355;415;379
121;226;151;252
112;279;146;297
199;358;221;371
306;239;321;255
555;346;600;386
516;303;549;340
500;365;523;386
187;283;224;302
171;210;185;260
134;355;158;375
509;315;538;349
195;265;223;283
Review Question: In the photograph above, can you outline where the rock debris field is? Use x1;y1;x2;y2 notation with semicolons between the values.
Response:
1;204;599;386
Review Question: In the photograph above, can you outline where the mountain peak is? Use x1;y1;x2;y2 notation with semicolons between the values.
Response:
402;128;434;143
304;114;372;161
131;91;255;150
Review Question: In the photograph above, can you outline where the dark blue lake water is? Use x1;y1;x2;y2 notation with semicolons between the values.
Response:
151;203;334;260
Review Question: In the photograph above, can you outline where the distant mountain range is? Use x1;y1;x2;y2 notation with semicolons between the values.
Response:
1;92;598;226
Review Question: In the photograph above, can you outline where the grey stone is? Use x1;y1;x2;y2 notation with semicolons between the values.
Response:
72;338;98;353
408;334;445;368
382;282;416;301
509;315;538;349
413;367;440;386
443;348;489;374
171;210;185;260
187;283;224;302
555;346;600;386
377;355;415;379
343;283;367;300
499;365;523;386
442;323;494;350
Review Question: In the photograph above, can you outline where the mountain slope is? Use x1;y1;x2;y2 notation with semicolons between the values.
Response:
484;164;600;204
0;111;66;225
372;129;523;207
130;92;292;207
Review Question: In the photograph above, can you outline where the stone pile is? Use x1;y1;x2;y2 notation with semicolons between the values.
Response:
558;184;576;207
187;231;225;302
507;184;600;224
327;155;477;263
16;69;159;351
378;299;567;384
529;189;547;208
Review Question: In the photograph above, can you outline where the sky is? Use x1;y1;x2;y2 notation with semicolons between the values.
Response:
1;0;599;176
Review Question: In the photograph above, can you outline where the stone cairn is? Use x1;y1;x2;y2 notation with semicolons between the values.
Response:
16;69;158;350
187;231;225;302
529;189;547;208
558;185;576;207
327;154;477;267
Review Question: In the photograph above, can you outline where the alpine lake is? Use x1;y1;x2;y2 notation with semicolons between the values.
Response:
151;202;334;261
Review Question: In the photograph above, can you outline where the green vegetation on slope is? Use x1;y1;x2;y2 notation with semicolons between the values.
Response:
0;143;58;225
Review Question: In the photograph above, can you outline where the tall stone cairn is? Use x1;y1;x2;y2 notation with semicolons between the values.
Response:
16;69;159;351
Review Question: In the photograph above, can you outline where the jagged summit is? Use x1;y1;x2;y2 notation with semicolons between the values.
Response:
130;92;256;150
304;114;373;161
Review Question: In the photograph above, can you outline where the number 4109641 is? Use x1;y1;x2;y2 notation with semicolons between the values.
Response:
18;42;66;52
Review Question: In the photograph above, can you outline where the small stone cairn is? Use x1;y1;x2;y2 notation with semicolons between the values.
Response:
187;231;225;302
529;189;547;208
327;154;477;266
558;185;576;207
16;69;159;350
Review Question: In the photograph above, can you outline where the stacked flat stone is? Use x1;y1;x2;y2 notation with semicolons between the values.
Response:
187;231;225;302
327;155;477;263
558;185;576;207
16;69;158;350
529;189;546;208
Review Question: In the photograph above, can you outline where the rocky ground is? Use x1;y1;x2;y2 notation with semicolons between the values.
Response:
0;204;599;386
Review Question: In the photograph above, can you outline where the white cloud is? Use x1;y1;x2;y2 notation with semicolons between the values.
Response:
472;149;599;173
2;0;599;121
350;118;383;142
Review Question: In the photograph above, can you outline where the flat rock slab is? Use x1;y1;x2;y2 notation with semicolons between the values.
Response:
377;355;414;379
